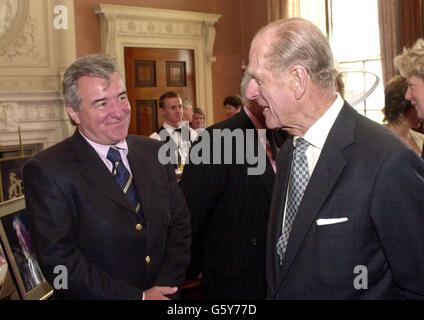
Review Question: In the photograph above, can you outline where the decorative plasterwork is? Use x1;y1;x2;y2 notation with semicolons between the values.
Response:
0;76;59;92
0;15;46;64
0;0;77;150
0;0;28;49
95;4;221;125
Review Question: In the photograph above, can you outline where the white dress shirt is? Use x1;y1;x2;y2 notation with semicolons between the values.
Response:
79;130;133;175
281;94;344;228
149;122;198;145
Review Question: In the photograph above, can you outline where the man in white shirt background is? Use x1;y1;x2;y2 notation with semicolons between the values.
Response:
149;92;197;172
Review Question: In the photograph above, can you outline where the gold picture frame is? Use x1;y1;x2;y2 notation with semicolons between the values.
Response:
0;197;53;300
0;156;31;203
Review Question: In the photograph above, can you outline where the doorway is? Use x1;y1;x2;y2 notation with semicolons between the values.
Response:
124;47;196;136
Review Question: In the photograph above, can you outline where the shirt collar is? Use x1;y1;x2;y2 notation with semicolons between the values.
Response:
78;129;128;158
296;94;344;149
163;121;181;131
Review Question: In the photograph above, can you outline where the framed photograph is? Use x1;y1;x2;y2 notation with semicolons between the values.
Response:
0;197;53;300
0;156;31;203
0;241;19;300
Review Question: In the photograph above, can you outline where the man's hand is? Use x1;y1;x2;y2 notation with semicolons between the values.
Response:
144;286;178;300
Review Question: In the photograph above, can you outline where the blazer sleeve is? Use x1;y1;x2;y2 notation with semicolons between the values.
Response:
149;162;191;290
370;148;424;299
23;158;142;300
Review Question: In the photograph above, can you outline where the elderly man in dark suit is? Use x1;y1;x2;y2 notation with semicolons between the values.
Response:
23;54;191;300
179;72;288;299
246;18;424;299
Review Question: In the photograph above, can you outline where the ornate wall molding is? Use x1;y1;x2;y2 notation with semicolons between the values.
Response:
0;15;46;64
0;0;29;49
0;76;59;92
95;4;221;125
0;0;77;150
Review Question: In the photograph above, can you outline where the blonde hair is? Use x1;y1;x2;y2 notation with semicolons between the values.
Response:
394;38;424;79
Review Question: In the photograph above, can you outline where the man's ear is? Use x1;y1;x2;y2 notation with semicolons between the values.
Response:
65;104;81;125
291;66;308;100
159;107;165;117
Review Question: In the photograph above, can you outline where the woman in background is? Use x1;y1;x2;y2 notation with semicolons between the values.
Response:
191;107;206;133
383;75;424;155
223;95;242;118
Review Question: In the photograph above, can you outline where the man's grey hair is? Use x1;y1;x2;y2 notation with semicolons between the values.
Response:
62;54;123;112
240;71;252;105
254;17;337;89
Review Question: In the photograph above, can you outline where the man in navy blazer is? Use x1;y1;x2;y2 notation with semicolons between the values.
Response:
245;18;424;299
23;54;191;299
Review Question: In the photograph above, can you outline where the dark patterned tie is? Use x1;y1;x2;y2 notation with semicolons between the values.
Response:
276;138;310;266
107;146;144;221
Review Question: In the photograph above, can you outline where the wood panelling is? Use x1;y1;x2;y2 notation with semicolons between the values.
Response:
166;61;187;87
124;47;196;135
134;60;156;87
135;100;157;136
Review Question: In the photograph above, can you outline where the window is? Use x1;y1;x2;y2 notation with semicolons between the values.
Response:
327;0;384;124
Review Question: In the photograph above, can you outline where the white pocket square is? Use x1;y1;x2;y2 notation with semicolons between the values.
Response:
316;217;348;226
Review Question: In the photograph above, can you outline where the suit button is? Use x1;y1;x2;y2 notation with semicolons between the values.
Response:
145;256;151;264
252;238;257;246
135;224;143;231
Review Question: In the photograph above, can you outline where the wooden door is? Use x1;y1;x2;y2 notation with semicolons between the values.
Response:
124;47;196;136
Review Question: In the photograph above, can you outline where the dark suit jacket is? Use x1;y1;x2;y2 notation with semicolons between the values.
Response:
180;109;288;299
267;102;424;299
23;131;191;299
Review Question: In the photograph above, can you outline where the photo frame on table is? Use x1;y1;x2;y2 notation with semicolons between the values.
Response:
0;197;53;300
0;156;31;203
0;240;19;300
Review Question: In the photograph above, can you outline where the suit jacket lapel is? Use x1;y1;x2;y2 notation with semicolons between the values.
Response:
72;131;139;215
267;136;293;295
273;103;357;295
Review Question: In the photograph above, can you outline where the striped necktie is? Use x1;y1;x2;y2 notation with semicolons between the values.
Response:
107;146;144;220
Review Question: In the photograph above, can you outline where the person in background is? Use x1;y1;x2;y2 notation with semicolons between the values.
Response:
191;107;206;133
223;95;243;118
149;92;197;144
246;17;424;299
23;54;191;300
149;92;197;173
179;71;288;300
394;38;424;159
383;75;424;154
181;98;194;125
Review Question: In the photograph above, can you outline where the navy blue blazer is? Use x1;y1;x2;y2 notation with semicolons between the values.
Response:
267;102;424;299
23;131;191;299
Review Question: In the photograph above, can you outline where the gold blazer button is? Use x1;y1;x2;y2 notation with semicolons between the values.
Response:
135;223;143;231
145;256;151;264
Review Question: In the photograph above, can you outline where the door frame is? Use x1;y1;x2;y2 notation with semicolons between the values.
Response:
95;4;221;126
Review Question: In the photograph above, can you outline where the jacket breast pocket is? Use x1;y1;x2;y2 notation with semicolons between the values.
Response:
314;219;357;238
